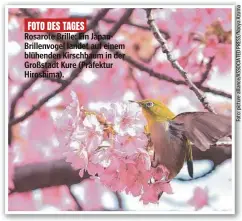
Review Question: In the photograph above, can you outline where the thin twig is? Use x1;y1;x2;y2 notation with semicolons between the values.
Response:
8;11;25;17
19;8;39;18
115;192;123;210
8;78;37;144
197;56;215;86
8;188;15;195
128;67;146;99
114;49;231;98
70;14;170;39
67;185;83;211
93;39;231;99
9;9;134;127
146;9;215;113
47;78;68;85
199;85;231;98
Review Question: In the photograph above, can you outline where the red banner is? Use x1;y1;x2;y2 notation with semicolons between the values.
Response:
24;18;87;32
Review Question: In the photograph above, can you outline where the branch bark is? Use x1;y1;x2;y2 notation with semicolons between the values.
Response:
67;185;83;210
197;56;215;86
146;9;215;113
128;67;146;99
12;159;89;193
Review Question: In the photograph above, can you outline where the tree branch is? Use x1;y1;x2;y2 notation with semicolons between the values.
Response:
10;143;231;193
199;85;231;98
128;67;146;99
11;159;89;193
19;8;39;18
197;56;215;86
8;78;37;145
71;14;170;39
114;192;123;210
146;9;215;113
67;185;83;210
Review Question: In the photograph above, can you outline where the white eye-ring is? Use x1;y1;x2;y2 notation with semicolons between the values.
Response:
145;102;154;108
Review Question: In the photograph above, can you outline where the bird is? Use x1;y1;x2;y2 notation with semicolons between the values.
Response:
129;99;231;197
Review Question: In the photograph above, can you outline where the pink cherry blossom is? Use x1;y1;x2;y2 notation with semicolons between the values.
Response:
151;164;170;181
140;186;159;205
153;181;173;195
100;168;127;192
57;93;171;204
58;94;176;204
72;115;104;153
102;102;146;137
87;161;106;177
188;187;209;210
115;135;148;157
140;181;173;205
55;91;82;150
203;35;219;57
125;164;151;197
203;35;231;73
63;148;88;171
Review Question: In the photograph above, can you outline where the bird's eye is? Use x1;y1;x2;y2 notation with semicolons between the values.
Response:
145;102;154;108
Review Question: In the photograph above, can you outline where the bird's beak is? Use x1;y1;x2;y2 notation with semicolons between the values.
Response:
128;100;141;106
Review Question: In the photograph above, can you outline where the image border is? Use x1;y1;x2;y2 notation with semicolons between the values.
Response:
5;4;236;215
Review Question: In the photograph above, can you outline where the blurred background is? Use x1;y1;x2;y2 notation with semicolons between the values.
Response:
8;7;233;212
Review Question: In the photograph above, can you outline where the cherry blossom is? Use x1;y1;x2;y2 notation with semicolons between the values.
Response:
72;115;104;152
101;102;146;137
188;187;209;210
56;91;172;204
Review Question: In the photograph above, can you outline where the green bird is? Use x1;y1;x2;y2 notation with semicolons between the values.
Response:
130;99;231;183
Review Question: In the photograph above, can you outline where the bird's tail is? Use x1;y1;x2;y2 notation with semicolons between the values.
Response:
186;139;194;178
187;160;194;178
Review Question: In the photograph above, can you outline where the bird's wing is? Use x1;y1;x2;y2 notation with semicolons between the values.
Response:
168;112;231;151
